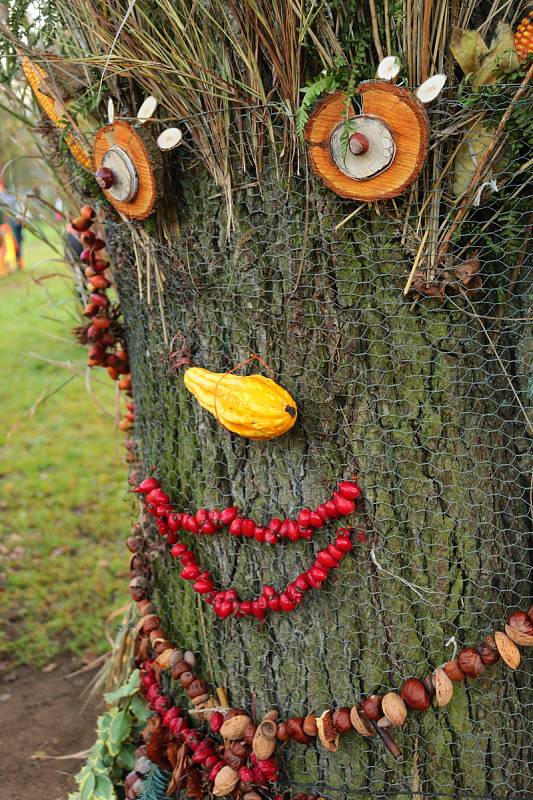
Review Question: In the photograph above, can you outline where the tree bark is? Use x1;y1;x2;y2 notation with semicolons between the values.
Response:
110;128;532;798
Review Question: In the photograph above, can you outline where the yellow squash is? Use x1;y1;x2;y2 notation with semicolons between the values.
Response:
183;367;297;440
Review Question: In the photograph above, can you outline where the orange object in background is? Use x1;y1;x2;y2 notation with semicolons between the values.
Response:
0;223;19;276
514;11;533;59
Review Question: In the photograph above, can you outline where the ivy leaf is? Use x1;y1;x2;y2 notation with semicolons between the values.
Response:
104;670;140;705
108;710;132;756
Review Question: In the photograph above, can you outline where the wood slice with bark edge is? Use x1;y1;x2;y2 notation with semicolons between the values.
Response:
305;83;430;201
94;121;161;220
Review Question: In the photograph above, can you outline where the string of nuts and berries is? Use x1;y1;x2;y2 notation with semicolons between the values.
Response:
131;475;367;619
70;205;134;434
128;521;533;792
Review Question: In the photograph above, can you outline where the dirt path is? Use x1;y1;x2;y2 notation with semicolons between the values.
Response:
0;656;103;799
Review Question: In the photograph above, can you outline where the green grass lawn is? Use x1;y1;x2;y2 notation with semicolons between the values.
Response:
0;226;129;666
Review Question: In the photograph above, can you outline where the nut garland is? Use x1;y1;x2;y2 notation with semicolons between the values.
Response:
71;205;134;433
128;531;533;791
133;476;366;619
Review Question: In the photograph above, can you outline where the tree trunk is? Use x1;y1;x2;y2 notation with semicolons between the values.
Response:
110;111;532;798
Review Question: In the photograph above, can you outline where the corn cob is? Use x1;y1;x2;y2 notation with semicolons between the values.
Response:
21;57;93;170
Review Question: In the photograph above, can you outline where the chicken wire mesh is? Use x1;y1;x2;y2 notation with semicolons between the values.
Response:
108;87;532;798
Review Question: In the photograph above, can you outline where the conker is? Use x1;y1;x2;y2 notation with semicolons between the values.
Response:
178;671;195;688
276;722;289;741
286;717;312;744
508;611;533;636
172;660;192;679
400;678;431;711
479;635;500;666
457;647;484;678
361;695;382;721
95;166;115;189
333;707;352;733
303;713;318;737
443;660;465;682
187;679;208;699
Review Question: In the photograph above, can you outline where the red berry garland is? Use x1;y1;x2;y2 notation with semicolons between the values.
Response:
133;476;366;619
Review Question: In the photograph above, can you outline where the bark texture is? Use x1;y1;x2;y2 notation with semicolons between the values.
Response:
111;124;532;798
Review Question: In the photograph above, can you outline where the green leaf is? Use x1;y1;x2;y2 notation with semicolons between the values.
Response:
117;743;137;771
108;710;132;756
94;774;116;800
130;693;151;724
79;770;96;800
104;670;140;705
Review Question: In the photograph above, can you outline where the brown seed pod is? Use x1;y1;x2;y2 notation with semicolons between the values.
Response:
381;692;407;726
316;710;339;752
141;614;162;633
303;713;318;736
212;765;239;797
457;647;484;678
286;717;312;744
263;709;279;722
276;721;289;741
333;707;352;734
494;631;520;670
361;695;382;721
400;678;431;711
479;635;501;665
349;705;375;737
187;679;209;699
432;668;453;708
444;660;465;681
252;720;277;759
504;624;533;647
220;714;253;740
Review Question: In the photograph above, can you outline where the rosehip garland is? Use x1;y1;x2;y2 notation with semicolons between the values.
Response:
70;204;134;434
133;476;366;619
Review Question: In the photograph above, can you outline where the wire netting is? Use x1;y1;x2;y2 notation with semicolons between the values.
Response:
111;88;532;798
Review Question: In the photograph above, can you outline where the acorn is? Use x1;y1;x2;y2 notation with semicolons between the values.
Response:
457;647;484;678
400;678;431;711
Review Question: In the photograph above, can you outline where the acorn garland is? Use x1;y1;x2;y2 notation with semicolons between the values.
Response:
132;475;366;619
127;523;533;796
70;204;134;434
